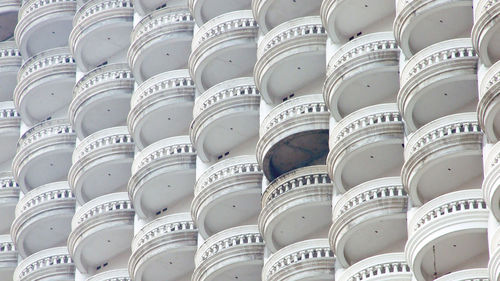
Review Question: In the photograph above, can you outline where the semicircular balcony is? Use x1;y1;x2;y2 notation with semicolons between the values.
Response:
472;0;500;66
13;47;76;126
189;0;250;26
482;141;500;221
15;0;76;59
394;0;473;58
327;104;404;194
69;63;134;139
402;113;483;206
259;165;332;253
128;6;194;85
0;2;19;41
405;189;488;281
329;177;407;267
190;77;260;162
192;225;264;281
252;0;321;34
0;235;17;281
254;16;326;105
257;94;329;181
398;38;478;132
0;102;21;169
12;119;76;193
192;155;262;239
433;269;489;281
69;0;133;72
128;69;195;150
490;225;500;281
86;269;129;281
86;269;130;281
128;70;195;151
0;173;19;234
478;59;500;142
0;41;21;102
11;181;74;259
337;253;411;281
189;10;258;93
324;32;399;121
68;192;134;274
262;239;334;281
69;126;134;205
128;136;196;219
321;0;395;44
129;213;197;281
13;247;74;281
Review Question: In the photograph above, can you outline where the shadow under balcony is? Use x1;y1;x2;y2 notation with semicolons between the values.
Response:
0;41;21;102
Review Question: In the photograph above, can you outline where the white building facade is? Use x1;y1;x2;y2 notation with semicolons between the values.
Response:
0;0;497;280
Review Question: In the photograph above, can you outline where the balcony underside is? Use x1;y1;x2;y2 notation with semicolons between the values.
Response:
191;0;250;25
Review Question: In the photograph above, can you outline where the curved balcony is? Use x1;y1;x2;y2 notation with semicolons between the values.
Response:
482;141;500;221
69;63;134;139
192;155;262;239
324;32;399;121
11;182;74;258
189;0;250;25
262;239;334;281
69;126;133;205
259;166;332;253
128;6;194;85
192;225;264;281
12;119;76;193
13;47;76;126
129;213;197;281
434;269;488;281
256;95;329;181
490;225;500;281
394;0;473;58
329;177;407;267
68;192;134;274
0;173;19;234
0;41;21;102
15;0;76;59
398;39;478;132
87;269;129;281
0;235;17;281
128;136;196;219
252;0;321;34
189;10;258;93
13;247;73;281
474;0;500;66
254;16;326;105
338;253;411;281
478;59;500;142
69;0;133;72
405;190;488;281
0;102;21;168
327;104;404;193
0;2;19;41
128;70;195;150
402;113;483;206
191;77;260;162
321;0;395;43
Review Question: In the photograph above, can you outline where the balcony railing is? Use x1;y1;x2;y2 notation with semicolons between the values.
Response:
262;239;334;281
0;172;19;233
86;269;130;281
406;190;488;281
324;32;399;120
13;247;74;281
190;77;260;162
192;155;262;238
398;38;478;132
472;0;500;66
0;234;17;273
402;113;482;205
336;253;411;281
129;213;197;281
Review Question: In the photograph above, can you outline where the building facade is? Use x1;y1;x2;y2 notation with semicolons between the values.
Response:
0;0;497;280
